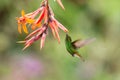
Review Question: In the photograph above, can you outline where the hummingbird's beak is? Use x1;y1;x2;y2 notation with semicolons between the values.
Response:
66;34;72;41
66;34;70;38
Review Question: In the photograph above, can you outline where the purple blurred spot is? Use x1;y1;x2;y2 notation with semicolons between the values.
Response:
20;56;43;76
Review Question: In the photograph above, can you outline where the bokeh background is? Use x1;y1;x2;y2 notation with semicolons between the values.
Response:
0;0;120;80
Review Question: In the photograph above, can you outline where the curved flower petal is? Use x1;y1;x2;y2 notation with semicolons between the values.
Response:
31;8;45;30
49;22;56;39
56;20;68;32
18;23;22;34
56;0;65;10
21;9;25;16
25;28;42;39
22;24;28;34
49;21;60;43
26;18;35;24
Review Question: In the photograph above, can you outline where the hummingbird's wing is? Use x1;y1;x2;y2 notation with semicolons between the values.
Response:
72;39;81;44
72;38;96;49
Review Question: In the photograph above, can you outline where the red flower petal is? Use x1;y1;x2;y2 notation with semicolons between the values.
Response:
31;8;45;30
56;20;68;32
36;7;46;24
49;22;56;39
49;21;60;43
22;43;31;50
25;28;42;39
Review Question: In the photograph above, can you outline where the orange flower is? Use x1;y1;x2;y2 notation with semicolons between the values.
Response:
16;5;45;34
16;10;35;34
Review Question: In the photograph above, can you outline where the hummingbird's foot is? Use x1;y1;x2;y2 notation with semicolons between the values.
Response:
74;53;85;61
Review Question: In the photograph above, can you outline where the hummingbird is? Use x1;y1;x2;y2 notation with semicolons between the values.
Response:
65;34;95;61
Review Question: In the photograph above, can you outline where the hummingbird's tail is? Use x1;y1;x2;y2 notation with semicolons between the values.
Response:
74;53;85;61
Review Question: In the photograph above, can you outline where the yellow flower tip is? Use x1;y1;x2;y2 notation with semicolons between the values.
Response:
24;31;29;34
21;9;25;16
16;17;19;20
31;23;41;30
56;0;65;10
22;30;28;34
22;44;30;51
31;25;36;30
18;24;22;34
57;36;61;43
56;35;61;43
16;41;26;43
26;18;35;24
40;46;43;50
18;31;22;34
22;24;29;34
36;23;41;27
58;41;60;44
65;29;69;33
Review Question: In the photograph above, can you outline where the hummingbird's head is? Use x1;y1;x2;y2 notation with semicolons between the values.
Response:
66;34;72;42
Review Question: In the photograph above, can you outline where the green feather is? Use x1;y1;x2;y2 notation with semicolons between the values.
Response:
65;34;78;56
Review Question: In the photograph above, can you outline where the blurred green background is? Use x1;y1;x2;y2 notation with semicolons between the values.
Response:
0;0;120;80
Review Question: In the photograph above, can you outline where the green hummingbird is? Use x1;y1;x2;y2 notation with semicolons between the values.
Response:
65;34;95;61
